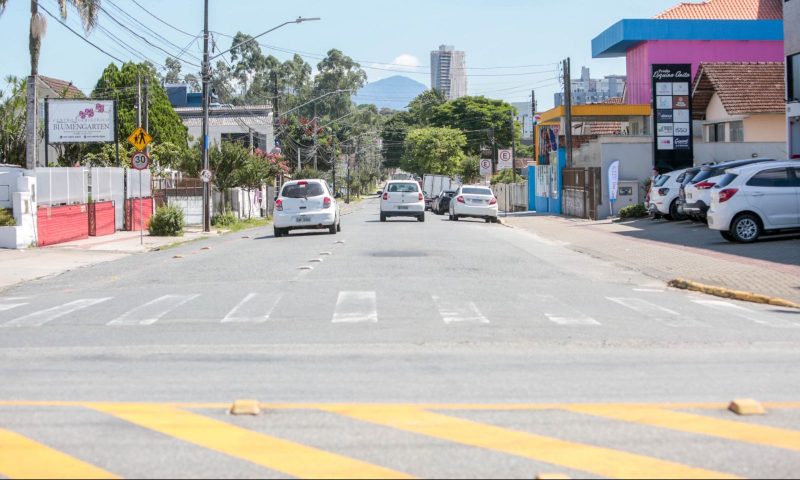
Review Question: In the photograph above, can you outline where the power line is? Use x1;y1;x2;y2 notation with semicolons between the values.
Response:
128;0;198;38
38;3;126;64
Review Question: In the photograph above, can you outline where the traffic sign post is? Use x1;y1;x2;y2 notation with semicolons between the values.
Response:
497;149;513;170
479;158;493;178
131;151;150;170
200;169;213;183
128;127;153;152
130;151;150;245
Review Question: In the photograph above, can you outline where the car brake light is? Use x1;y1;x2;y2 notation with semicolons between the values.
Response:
489;197;497;205
383;193;388;201
718;188;738;203
418;193;424;201
456;196;465;204
299;181;308;186
695;181;715;190
323;197;332;209
658;188;670;196
275;199;283;211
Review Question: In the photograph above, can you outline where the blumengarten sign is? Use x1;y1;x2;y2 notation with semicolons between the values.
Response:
651;64;693;173
47;100;115;144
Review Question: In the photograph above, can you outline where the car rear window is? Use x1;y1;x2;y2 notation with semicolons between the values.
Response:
462;187;493;195
388;183;419;193
715;173;738;188
654;175;670;187
282;182;325;198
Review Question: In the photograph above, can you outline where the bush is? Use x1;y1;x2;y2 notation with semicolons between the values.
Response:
490;169;522;185
0;209;15;227
618;203;649;220
212;210;237;227
148;205;185;237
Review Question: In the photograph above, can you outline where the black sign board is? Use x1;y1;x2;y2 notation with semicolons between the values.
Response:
652;64;693;173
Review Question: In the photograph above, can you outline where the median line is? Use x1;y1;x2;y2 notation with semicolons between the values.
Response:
323;405;737;479
0;428;118;479
88;403;411;479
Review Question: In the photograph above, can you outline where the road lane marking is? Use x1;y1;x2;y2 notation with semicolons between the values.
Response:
691;299;800;328
607;297;701;327
432;296;489;324
333;292;378;323
3;298;112;327
537;294;600;326
324;406;736;479
544;314;600;326
0;303;27;312
567;405;800;453
222;293;282;323
88;404;410;479
108;294;199;326
0;428;118;479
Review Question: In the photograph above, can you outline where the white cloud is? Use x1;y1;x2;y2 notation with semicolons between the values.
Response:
389;54;421;69
366;54;424;81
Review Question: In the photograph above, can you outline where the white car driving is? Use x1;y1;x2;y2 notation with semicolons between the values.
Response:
449;185;498;223
707;161;800;243
273;179;340;237
380;180;425;222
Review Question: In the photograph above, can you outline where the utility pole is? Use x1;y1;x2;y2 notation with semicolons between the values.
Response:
563;57;574;168
509;108;516;215
137;74;142;129
332;136;337;195
313;103;318;170
201;0;211;232
143;77;149;147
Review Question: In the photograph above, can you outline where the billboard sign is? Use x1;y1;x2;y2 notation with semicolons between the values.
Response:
651;64;693;173
47;100;115;144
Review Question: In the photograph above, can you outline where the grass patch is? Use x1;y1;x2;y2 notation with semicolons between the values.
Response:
219;216;271;234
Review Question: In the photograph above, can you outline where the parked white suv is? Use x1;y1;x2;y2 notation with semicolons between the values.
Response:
273;179;340;237
707;161;800;243
380;180;425;222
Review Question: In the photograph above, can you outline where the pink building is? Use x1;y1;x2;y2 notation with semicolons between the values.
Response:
592;0;784;104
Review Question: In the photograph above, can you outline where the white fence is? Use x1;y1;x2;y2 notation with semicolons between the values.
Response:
36;168;88;206
126;169;152;198
494;182;528;212
90;168;125;230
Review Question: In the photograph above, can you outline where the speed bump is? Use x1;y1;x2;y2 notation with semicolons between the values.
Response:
229;399;261;416
729;399;766;416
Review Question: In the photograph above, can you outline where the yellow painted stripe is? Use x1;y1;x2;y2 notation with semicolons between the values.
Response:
325;406;738;480
88;404;411;479
0;428;117;479
568;406;800;453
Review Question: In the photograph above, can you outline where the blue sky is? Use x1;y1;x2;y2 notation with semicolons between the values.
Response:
0;0;680;109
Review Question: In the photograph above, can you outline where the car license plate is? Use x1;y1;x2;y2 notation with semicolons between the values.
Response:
397;206;408;210
295;216;311;223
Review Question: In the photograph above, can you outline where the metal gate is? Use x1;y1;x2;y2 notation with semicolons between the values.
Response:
562;167;600;220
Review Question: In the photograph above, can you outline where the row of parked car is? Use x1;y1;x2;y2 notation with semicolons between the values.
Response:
648;158;800;243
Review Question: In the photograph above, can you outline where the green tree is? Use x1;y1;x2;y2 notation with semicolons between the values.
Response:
163;57;182;84
380;111;412;169
312;49;367;119
294;167;324;180
401;127;466;177
210;141;249;210
0;76;27;166
460;155;481;185
432;96;518;156
92;62;189;150
490;168;523;185
408;89;446;126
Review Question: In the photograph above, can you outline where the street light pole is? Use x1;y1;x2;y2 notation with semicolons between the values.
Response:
201;13;321;232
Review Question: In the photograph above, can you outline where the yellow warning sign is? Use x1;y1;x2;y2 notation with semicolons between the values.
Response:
128;127;153;151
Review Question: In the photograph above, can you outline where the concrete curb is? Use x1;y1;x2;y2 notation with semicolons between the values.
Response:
668;279;800;309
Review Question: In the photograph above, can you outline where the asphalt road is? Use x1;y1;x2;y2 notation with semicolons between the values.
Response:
1;196;800;478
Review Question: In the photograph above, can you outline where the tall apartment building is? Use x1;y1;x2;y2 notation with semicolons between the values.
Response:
431;45;467;100
553;67;626;107
786;0;800;158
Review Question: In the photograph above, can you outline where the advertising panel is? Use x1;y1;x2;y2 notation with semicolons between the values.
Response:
47;100;115;144
651;64;693;172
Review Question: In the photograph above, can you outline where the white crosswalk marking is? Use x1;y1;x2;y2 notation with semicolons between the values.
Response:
0;303;28;312
3;298;111;327
432;296;489;324
691;299;800;328
332;291;378;323
222;293;282;323
538;294;600;326
607;297;700;327
108;294;199;326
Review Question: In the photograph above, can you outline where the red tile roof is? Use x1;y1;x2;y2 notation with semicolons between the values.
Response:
38;76;85;99
655;0;782;20
692;62;785;119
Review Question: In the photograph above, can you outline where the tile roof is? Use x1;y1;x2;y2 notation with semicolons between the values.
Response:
37;76;85;99
655;0;783;20
692;62;785;119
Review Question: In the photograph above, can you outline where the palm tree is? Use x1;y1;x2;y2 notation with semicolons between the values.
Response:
0;0;101;76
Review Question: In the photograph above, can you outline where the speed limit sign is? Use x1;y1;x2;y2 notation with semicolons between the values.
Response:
130;151;150;170
479;158;492;176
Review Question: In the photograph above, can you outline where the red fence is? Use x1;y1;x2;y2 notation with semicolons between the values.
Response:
37;204;89;246
125;197;153;231
88;201;115;237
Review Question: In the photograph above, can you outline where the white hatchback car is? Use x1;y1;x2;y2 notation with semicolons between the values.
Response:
449;185;498;223
273;179;340;237
707;161;800;243
380;180;426;222
648;168;690;221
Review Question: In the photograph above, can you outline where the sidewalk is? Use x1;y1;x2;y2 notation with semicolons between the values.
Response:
0;227;220;291
504;215;800;306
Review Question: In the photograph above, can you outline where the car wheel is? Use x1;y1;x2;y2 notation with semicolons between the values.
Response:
485;217;492;223
418;214;425;223
720;231;735;242
668;199;687;221
329;222;337;234
337;222;341;232
380;213;386;222
730;213;762;243
452;214;459;221
273;227;284;238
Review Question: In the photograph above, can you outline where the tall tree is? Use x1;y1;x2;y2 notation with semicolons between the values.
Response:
407;89;446;126
0;76;27;166
380;111;412;169
312;49;367;119
401;127;466;177
431;96;519;155
163;58;182;84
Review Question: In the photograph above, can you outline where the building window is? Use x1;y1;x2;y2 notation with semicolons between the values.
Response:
789;53;800;102
729;121;744;142
706;123;727;142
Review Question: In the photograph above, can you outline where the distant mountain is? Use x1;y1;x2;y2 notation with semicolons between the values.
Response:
353;76;427;111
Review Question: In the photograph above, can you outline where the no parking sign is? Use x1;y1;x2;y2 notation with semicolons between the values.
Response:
479;158;492;176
